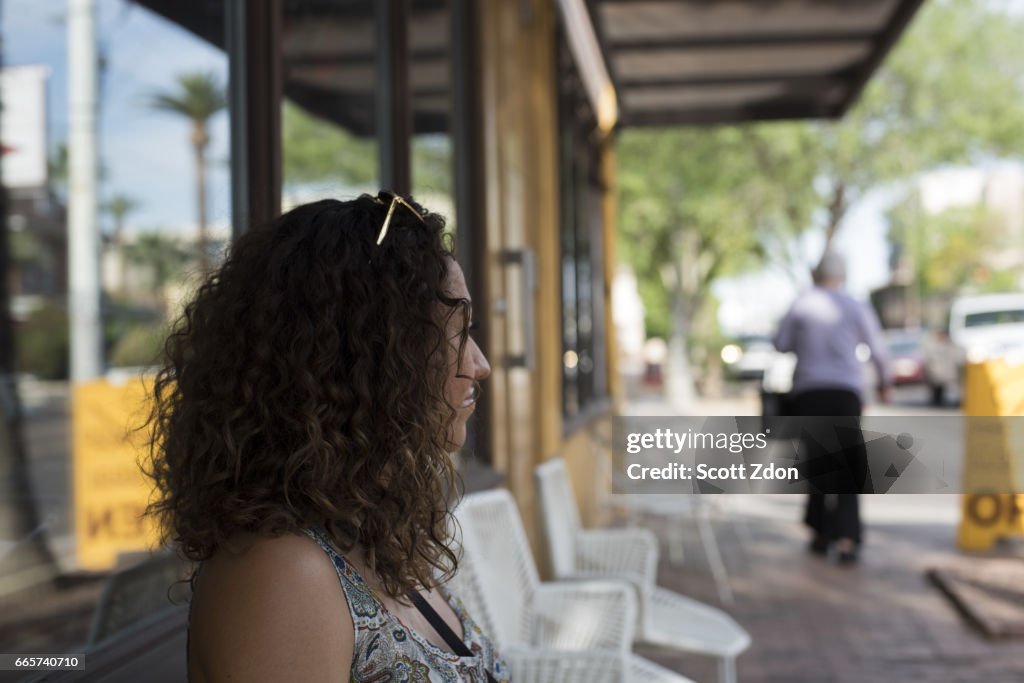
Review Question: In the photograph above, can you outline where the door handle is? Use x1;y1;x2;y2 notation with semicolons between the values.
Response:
500;248;536;369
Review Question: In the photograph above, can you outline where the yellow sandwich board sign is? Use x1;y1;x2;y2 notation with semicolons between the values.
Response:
72;377;160;570
958;359;1024;551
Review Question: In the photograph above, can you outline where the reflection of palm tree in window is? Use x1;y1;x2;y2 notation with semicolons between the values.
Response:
103;194;139;294
281;101;378;192
123;233;190;318
148;73;226;273
48;142;68;199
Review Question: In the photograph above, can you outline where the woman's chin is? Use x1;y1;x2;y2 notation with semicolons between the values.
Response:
445;421;468;451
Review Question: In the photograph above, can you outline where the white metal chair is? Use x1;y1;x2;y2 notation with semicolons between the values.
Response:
624;494;735;604
449;489;695;683
592;428;737;604
536;457;751;683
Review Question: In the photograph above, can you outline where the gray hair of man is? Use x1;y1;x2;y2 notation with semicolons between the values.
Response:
812;250;846;286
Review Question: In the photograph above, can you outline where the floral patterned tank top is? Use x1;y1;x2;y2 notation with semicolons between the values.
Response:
304;527;511;683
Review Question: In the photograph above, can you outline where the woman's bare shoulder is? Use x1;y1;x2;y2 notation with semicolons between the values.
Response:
198;532;338;586
190;532;354;682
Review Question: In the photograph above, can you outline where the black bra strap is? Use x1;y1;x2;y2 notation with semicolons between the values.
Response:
408;591;474;656
407;591;497;682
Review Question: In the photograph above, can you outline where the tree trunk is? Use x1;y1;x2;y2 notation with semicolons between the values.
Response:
194;130;209;274
824;180;848;251
665;236;696;413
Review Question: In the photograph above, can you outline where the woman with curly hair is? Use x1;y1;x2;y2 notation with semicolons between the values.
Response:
144;193;504;682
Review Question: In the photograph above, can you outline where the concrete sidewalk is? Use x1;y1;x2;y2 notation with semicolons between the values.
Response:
623;385;1024;683
626;496;1023;682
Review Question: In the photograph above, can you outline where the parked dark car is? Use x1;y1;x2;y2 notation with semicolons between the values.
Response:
882;329;928;385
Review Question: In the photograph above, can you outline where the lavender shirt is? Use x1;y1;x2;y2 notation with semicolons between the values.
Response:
773;286;892;398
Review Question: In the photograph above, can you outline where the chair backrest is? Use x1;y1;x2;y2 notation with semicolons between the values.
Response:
534;457;581;579
452;489;541;648
444;529;500;645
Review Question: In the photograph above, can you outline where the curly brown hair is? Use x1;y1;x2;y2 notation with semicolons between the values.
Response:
143;193;470;598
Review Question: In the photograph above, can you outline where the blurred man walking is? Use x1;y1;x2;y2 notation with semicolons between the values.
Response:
774;251;892;564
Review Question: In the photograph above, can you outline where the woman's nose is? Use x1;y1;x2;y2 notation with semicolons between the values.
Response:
473;341;491;381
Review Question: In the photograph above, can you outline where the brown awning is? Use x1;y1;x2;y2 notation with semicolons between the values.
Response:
135;0;924;131
592;0;925;126
135;0;450;138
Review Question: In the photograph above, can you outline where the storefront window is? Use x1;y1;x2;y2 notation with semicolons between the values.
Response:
410;0;455;233
0;0;479;663
1;0;228;655
281;0;380;206
558;37;607;422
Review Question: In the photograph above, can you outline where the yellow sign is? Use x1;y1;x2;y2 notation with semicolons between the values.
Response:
72;377;160;570
958;359;1024;551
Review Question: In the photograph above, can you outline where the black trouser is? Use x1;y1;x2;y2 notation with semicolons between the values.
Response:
792;389;864;545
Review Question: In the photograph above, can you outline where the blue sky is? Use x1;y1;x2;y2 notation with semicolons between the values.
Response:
5;0;230;234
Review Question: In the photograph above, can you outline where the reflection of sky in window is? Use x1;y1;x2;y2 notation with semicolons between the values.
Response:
5;0;230;234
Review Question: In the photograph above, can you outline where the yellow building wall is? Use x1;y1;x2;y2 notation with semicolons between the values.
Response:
477;0;619;559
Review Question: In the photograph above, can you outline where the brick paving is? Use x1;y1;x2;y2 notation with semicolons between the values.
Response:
630;497;1024;683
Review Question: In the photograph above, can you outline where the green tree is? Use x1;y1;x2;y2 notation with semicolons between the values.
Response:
411;135;453;198
9;230;44;269
122;232;191;316
618;124;817;357
110;323;167;368
48;142;68;198
282;101;453;196
618;0;1024;378
15;301;69;380
103;193;139;293
811;0;1024;249
282;101;378;189
149;73;226;273
103;194;138;245
887;190;1013;301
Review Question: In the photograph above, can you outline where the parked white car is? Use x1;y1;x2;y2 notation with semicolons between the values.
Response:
949;293;1024;364
720;335;777;380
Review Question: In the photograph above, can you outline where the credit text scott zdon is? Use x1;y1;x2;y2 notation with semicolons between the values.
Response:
626;463;800;481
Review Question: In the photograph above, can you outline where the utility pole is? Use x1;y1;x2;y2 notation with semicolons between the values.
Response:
67;0;102;382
